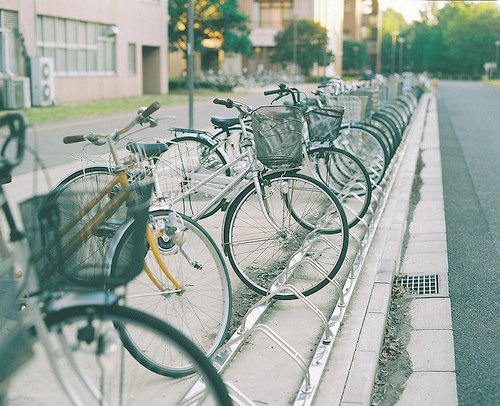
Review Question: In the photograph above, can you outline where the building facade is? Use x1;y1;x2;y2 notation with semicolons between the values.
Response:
0;0;168;107
343;0;382;74
229;0;344;77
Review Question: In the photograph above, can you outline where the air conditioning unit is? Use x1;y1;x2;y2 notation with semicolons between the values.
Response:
31;57;55;107
2;77;31;109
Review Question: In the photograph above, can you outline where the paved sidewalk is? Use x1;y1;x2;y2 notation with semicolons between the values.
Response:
315;93;458;405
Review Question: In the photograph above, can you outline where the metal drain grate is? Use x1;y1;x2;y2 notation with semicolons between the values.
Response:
394;274;439;295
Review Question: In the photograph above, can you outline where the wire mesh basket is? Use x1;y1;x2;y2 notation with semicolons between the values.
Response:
326;95;365;123
251;105;304;169
19;181;153;291
306;107;344;143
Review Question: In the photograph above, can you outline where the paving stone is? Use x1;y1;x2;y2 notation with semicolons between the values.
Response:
407;330;456;372
396;372;458;406
409;220;446;235
410;298;453;330
400;252;448;275
342;350;379;404
405;237;447;254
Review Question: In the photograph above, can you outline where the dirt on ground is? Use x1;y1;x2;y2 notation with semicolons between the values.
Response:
371;284;413;406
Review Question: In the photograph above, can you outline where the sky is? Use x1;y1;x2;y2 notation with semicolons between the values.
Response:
379;0;446;22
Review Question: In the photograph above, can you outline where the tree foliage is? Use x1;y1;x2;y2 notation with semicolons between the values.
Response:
380;9;409;73
343;40;368;72
271;19;333;75
168;0;253;58
397;2;500;77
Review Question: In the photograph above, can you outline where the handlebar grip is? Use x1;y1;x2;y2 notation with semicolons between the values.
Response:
140;101;161;118
63;135;86;144
213;98;233;108
263;89;281;96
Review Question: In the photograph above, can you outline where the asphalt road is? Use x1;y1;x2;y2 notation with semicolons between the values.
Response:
436;80;500;405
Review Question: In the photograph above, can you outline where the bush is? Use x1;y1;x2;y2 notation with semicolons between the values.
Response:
168;78;234;92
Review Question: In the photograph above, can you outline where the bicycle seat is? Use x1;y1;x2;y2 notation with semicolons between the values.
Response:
126;142;168;158
210;116;240;130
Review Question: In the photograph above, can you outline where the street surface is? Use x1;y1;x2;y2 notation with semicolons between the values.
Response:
436;80;500;405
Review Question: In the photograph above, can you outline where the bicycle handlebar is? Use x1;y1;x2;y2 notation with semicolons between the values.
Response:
213;98;253;117
62;101;161;146
213;98;234;108
263;83;301;106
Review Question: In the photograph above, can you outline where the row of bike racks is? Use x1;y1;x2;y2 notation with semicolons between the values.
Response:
182;79;423;405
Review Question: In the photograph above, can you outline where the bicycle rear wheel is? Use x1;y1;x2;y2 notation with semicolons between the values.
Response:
223;171;349;299
11;305;232;405
112;209;232;377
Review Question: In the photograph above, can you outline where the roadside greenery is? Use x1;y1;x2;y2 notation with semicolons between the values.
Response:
168;0;252;63
15;89;235;125
382;2;500;78
271;19;333;76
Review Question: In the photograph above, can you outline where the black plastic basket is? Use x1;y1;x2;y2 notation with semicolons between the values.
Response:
19;181;153;291
251;105;304;169
306;107;344;143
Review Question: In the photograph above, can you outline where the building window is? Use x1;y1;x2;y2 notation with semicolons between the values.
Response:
128;43;137;75
258;0;293;29
36;15;116;75
0;9;20;75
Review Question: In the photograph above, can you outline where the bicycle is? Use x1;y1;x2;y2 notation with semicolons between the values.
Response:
54;103;232;377
0;112;233;405
60;99;350;301
163;98;350;299
258;83;373;229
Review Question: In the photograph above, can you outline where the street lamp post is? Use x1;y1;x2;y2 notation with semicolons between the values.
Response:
390;31;399;74
495;40;500;78
398;37;406;74
353;45;360;74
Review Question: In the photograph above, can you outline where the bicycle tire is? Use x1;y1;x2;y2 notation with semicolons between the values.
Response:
337;123;390;186
156;135;230;219
307;146;372;228
51;166;127;286
41;304;232;405
223;170;349;299
111;209;232;377
55;169;232;376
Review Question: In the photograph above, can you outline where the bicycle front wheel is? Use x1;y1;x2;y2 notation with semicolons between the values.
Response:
307;146;372;228
155;135;229;219
223;171;349;299
33;305;232;405
112;210;232;377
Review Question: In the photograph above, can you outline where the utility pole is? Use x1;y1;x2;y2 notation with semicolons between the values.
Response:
390;31;399;74
187;0;194;129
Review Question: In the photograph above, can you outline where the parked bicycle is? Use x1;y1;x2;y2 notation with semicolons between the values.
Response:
0;112;233;405
54;103;232;377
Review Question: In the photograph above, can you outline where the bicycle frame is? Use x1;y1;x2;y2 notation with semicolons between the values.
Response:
166;113;289;234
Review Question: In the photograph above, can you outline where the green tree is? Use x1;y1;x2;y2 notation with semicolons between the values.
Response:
380;8;409;74
343;40;368;73
271;19;333;76
168;0;253;59
403;2;500;77
441;2;500;76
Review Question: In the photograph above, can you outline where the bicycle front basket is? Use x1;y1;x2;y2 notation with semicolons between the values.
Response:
19;181;153;291
306;107;344;143
251;105;304;170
